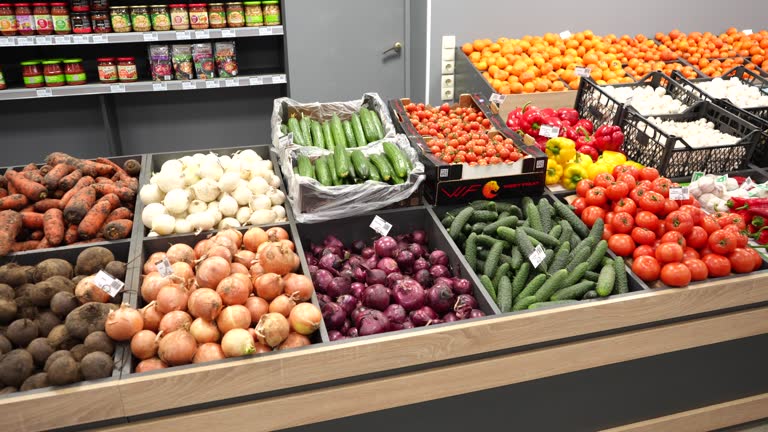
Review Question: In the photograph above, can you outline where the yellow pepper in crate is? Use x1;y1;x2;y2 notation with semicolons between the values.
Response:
599;150;627;165
574;153;593;167
625;160;644;170
546;137;576;166
546;160;563;185
587;162;613;180
562;163;588;190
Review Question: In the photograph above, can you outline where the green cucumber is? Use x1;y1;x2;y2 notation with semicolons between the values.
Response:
514;230;536;265
296;155;314;179
333;144;349;178
554;200;589;238
496;227;516;245
359;107;379;142
583;271;601;282
477;234;507;249
472;222;488;234
465;232;478;271
534;269;568;302
351;113;367;146
369;154;393;182
326;153;341;186
513;295;539;311
321;121;335;151
508;247;523;270
314;156;331;186
287;117;305;145
497;275;513;312
350;150;370;179
310;120;325;149
596;262;616;297
514;273;547;303
567;237;597;272
300;116;313;146
496;203;522;218
345;149;356;180
368;158;381;182
371;110;386;139
383;142;409;178
280;124;287;135
614;257;629;294
330;114;348;149
551;280;595;301
342;120;357;147
480;275;496;304
449;207;474;240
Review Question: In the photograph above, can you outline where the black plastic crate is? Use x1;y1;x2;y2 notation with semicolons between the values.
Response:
619;101;760;177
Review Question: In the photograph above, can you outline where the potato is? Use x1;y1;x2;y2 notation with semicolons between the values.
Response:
15;283;33;299
36;311;61;337
83;331;114;356
104;261;127;282
47;355;80;386
0;264;29;287
30;277;72;307
0;283;13;300
27;337;54;366
64;303;117;340
0;349;34;387
50;292;79;318
0;335;11;354
47;325;76;349
7;319;38;348
80;351;113;380
75;247;115;276
20;372;49;391
0;299;17;324
33;259;73;283
74;276;112;304
0;386;17;395
44;350;73;372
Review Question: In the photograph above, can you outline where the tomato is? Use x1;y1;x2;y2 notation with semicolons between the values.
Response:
581;206;606;227
594;172;615;189
708;229;737;255
608;234;635;257
604;211;615;226
639;191;665;214
723;225;748;248
613;198;637;215
629;186;648;204
571;197;587;216
613;164;640;180
743;247;764;271
585;187;608;207
678;205;702;225
631;227;657;245
660;199;679;217
632;255;661;282
715;212;733;228
602;224;615;241
633;244;656;259
655;243;682;265
655;222;667;239
685;226;709;250
661;231;687;248
636;180;653;190
702;253;731;277
723;214;747;230
684;258;709;281
605;182;630;201
617;174;638;188
683;247;700;261
664;210;694;236
652;177;673;197
728;248;755;273
576;179;594;197
661;263;691;287
635;211;660;231
611;212;635;234
639;167;660;181
700;215;721;234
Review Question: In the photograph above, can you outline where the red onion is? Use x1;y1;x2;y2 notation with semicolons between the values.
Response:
339;268;355;281
361;247;375;259
443;312;459;322
324;235;344;250
322;246;343;258
326;276;351;298
347;327;359;337
348;255;365;266
396;250;415;271
427;283;456;315
454;294;478;319
376;257;399;274
351;307;373;327
383;304;407;324
430;265;451;279
316;293;332;307
402;320;415;329
411;230;427;245
434;277;454;288
409;306;438;327
340;318;351;334
392;279;425;311
306;253;318;267
311;244;323;256
351;266;366;282
470;309;486;318
312;269;334;293
366;269;387;285
413;257;430;272
336;295;358;315
374;236;398;258
429;250;449;266
318;254;342;272
408;243;427;258
321;302;346;330
452;278;472;295
328;330;345;341
351;240;366;254
358;310;390;336
389;322;404;331
413;269;432;287
362;284;390;311
364;256;378;269
386;272;405;288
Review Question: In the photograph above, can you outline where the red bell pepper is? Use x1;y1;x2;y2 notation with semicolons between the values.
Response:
561;125;578;141
556;108;580;126
539;108;556;119
578;145;599;162
541;116;564;129
575;127;594;149
574;119;594;134
594;125;624;152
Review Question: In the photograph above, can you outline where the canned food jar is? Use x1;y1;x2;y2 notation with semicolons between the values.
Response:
130;5;150;32
0;67;6;90
150;4;170;31
243;1;261;27
224;2;242;27
117;57;138;82
71;10;91;33
0;3;17;36
168;4;188;30
91;10;111;32
97;57;117;83
42;60;65;86
64;58;86;85
15;3;35;35
188;3;208;30
21;60;43;88
90;0;108;11
208;3;225;28
51;3;70;34
70;0;89;12
32;2;52;34
261;0;279;25
109;6;130;32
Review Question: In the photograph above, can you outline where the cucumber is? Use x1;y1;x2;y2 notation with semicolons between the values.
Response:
513;295;539;311
465;232;478;271
441;214;454;228
583;271;601;282
570;233;581;249
330;114;348;149
548;242;571;274
333;144;349;179
449;207;474;240
322;121;335;151
369;154;393;182
496;227;516;245
554;200;589;238
510;262;530;300
614;257;629;294
280;124;287;135
287;117;305;145
484;241;504;278
383;142;409;178
472;222;488;234
563;262;589;287
391;174;405;185
514;273;547;303
470;200;497;211
508;247;523;270
314;156;332;186
588;218;605;244
520;227;560;249
359;107;379;142
477;248;490;260
483;216;518;236
567;237;597;272
471;210;499;223
351;113;368;146
326;153;341;186
310;120;326;149
551;280;595;301
548;224;562;240
582;290;600;300
497;275;513;312
300;116;313;146
368;158;381;182
477;234;506;249
479;275;496;304
585;240;609;272
344;149;356;180
529;300;580;309
342;120;357;148
514;230;536;265
296;155;314;179
521;196;534;212
525;201;543;231
371;110;386;139
350;150;370;179
493;262;511;290
558;220;574;245
537;198;553;233
463;223;473;235
534;269;568;302
596;263;616;297
542;248;555;270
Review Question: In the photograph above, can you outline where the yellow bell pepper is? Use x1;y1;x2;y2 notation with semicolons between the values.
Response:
599;150;627;165
587;162;612;181
546;159;563;185
562;163;588;190
546;137;576;166
574;153;593;167
625;160;644;170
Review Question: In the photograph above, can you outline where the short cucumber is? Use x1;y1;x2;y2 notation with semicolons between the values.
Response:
554;200;589;238
441;214;454;228
529;300;580;309
483;216;518;236
477;234;507;249
479;274;497;304
280;124;288;135
314;156;332;186
542;248;555;270
548;241;571;274
558;220;574;245
383;142;409;178
496;226;516;245
520;227;560;248
514;273;547;303
533;268;568;302
537;198;554;233
369;153;393;182
300;116;313;146
550;280;595;301
614;257;629;294
351;113;368;146
327;153;341;185
525;202;543;231
514;230;536;265
563;262;589;287
470;200;497;211
367;158;381;182
596;262;616;297
508;247;523;270
287;117;305;145
511;262;531;300
471;222;487;234
497;275;513;312
321;121;335;151
296;155;314;179
471;210;499;223
567;237;597;272
582;290;600;300
548;224;562;240
583;271;601;282
342;120;357;148
513;295;539;311
449;207;474;240
310;120;326;149
588;218;605;244
465;232;478;271
334;144;349;178
484;241;504;278
330;114;348;149
493;262;511;290
345;149;356;180
350;150;370;179
585;240;609;272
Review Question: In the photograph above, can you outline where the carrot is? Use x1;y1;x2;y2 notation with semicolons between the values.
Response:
0;194;29;211
58;169;83;190
52;190;64;199
20;212;44;229
63;186;96;225
106;207;133;223
64;224;79;244
43;164;76;190
11;240;39;252
43;208;65;246
39;165;52;176
91;183;136;203
117;177;139;192
5;170;47;201
60;175;94;207
29;230;43;241
77;193;119;239
95;177;113;184
33;198;63;212
0;188;8;199
20;205;34;213
45;153;115;177
36;237;50;250
22;170;44;184
104;219;133;240
0;210;22;256
70;238;106;245
96;157;132;182
21;163;37;172
0;174;7;189
7;180;16;195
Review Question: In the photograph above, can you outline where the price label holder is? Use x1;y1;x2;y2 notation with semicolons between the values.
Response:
36;36;52;45
94;270;125;297
370;215;393;236
54;35;72;44
575;67;592;78
72;35;89;44
176;31;191;40
221;29;236;37
529;244;547;268
559;30;572;39
205;80;221;89
742;177;755;190
36;88;52;98
225;78;238;87
152;82;167;91
0;37;12;46
489;93;506;105
539;124;560;138
182;81;196;90
669;187;690;201
273;75;286;84
278;132;293;147
691;171;706;182
16;37;33;46
156;257;173;277
195;30;210;39
249;76;263;86
92;35;107;43
744;29;754;35
110;84;126;93
259;27;272;36
143;32;158;41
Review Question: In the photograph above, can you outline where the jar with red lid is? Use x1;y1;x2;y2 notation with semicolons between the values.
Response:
188;3;208;30
71;9;91;33
168;4;188;30
91;10;110;32
117;57;138;82
0;3;17;36
51;3;70;34
21;61;43;88
64;59;86;85
97;57;117;83
33;3;52;35
70;0;89;12
15;3;35;35
90;0;108;11
42;60;65;87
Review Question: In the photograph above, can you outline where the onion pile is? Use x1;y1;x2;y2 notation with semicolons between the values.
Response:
126;227;322;372
308;232;484;340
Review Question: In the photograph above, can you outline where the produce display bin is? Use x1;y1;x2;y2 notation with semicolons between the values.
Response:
479;91;579;135
619;101;760;177
390;96;547;205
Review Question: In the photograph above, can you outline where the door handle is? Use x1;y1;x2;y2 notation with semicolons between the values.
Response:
383;42;403;55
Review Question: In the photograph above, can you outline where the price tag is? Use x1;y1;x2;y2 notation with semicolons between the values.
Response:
369;215;392;236
143;32;158;41
92;34;107;43
559;30;572;39
176;31;191;40
72;35;89;44
54;35;72;44
152;82;167;91
529;244;547;268
575;67;592;78
225;78;238;87
195;30;209;39
489;93;506;105
94;270;124;297
272;75;286;84
744;29;754;35
249;76;264;86
110;84;126;93
156;257;173;277
539;124;560;138
439;168;449;179
221;29;236;37
36;36;52;45
259;27;272;36
205;80;220;89
16;37;33;46
691;171;705;182
36;88;52;97
669;187;690;201
278;132;293;147
182;81;196;90
742;177;755;190
0;38;12;46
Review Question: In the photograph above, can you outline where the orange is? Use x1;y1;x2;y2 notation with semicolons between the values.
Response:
499;84;511;94
472;39;484;51
519;70;535;83
461;43;473;55
488;65;500;77
534;79;549;92
551;80;565;91
494;70;510;81
583;52;599;65
589;68;603;81
469;52;481;62
507;75;519;84
495;57;509;69
523;82;535;93
569;78;580;89
492;79;503;91
510;82;524;94
476;61;488;71
490;43;501;53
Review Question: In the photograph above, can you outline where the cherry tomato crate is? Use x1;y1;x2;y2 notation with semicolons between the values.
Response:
389;95;547;206
670;66;768;168
619;100;760;178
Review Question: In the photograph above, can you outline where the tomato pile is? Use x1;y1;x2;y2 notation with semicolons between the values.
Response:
404;102;525;166
570;165;763;287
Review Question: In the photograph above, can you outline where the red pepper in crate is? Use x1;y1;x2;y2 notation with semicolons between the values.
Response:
575;127;595;149
556;108;580;126
594;125;624;152
561;125;578;141
541;116;564;129
574;118;594;134
521;106;544;137
578;145;600;162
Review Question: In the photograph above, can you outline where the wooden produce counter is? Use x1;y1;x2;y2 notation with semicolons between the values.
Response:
3;271;768;431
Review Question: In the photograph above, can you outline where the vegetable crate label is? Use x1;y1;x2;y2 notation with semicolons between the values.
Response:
425;171;546;205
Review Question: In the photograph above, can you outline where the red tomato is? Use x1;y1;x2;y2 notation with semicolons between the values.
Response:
602;224;615;241
729;248;756;273
617;173;638;188
652;177;673;198
576;179;594;197
723;225;748;248
685;226;709;250
708;229;737;255
684;258;709;281
611;212;635;234
632;255;661;282
594;173;615;189
723;214;747;230
678;205;702;224
683;247;700;261
660;199;679;217
633;244;656;259
613;198;637;215
581;206;606;227
743;247;764;271
613;164;640;180
700;215;721;234
629;186;648;204
605;182;630;201
655;242;684;263
661;263;692;287
636;180;653;190
664;210;694;236
640;167;660;181
631;227;657;246
635;211;660;231
571;197;587;216
661;231;687;248
604;211;615;226
714;212;733;228
585;187;608;207
702;253;731;277
608;234;635;257
639;191;665;214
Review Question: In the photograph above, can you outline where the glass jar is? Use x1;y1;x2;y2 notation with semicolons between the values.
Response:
32;3;52;35
117;57;138;82
71;10;91;33
21;61;43;88
188;4;208;30
149;5;170;31
91;10;110;32
97;57;117;83
224;2;242;27
168;4;188;30
261;0;278;25
15;3;35;35
208;3;225;28
242;1;261;27
63;59;86;85
90;0;108;11
70;0;89;12
0;3;17;36
130;5;150;32
109;6;130;32
0;67;5;90
51;3;70;34
42;60;65;87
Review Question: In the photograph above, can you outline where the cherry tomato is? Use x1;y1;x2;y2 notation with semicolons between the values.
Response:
632;255;661;282
594;172;615;189
655;242;684;263
639;191;665;214
728;248;756;273
633;244;656;259
613;164;640;180
639;167;660;181
613;198;637;215
611;212;635;234
683;247;700;261
678;205;702;225
660;199;679;217
664;210;694;236
581;206;606;228
605;182;630;201
652;177;673;197
635;211;660;231
661;262;691;287
708;229;737;255
631;227;657;246
723;225;748;248
685;226;709;250
702;253;731;277
684;258;709;281
660;231;686;248
585;187;608;207
576;179;594;197
608;234;635;257
700;215;721;234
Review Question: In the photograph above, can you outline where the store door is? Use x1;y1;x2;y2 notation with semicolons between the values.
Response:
284;0;407;102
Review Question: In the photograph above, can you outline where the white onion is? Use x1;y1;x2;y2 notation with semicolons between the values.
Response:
235;207;251;224
266;188;285;206
179;155;196;167
247;209;277;225
218;217;241;229
191;178;221;202
139;184;164;205
249;195;272;211
188;199;208;214
267;174;282;188
200;160;224;181
218;155;234;171
248;177;269;195
272;205;286;220
208;209;222;225
219;172;241;193
155;171;186;193
161;159;183;174
237;149;260;162
219;193;239;217
232;184;253;206
142;202;168;228
175;218;193;234
147;231;159;237
163;189;191;215
258;160;273;171
182;167;200;186
187;212;216;231
152;214;176;235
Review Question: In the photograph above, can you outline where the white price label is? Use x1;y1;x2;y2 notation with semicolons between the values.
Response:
273;75;286;84
182;81;196;90
36;88;52;98
743;177;756;190
370;215;393;236
744;29;754;35
16;37;33;46
0;38;12;46
259;27;272;36
92;35;107;43
691;171;705;182
176;31;191;40
529;244;547;268
143;33;158;41
94;270;124;297
72;35;89;44
195;30;209;39
225;78;238;87
669;187;690;201
36;36;52;45
152;82;167;91
559;30;572;39
54;35;72;44
278;132;293;147
156;257;173;277
249;76;263;86
539;124;560;138
489;93;506;104
110;84;126;93
575;67;592;78
439;168;449;179
221;29;236;37
205;80;220;88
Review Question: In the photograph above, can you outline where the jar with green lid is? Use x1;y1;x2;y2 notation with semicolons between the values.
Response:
150;5;170;31
21;60;44;88
130;5;150;32
42;60;65;87
225;2;243;27
63;58;86;85
243;1;261;27
261;0;279;25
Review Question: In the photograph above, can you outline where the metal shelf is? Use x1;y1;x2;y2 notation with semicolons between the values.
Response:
0;73;286;101
0;25;283;47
